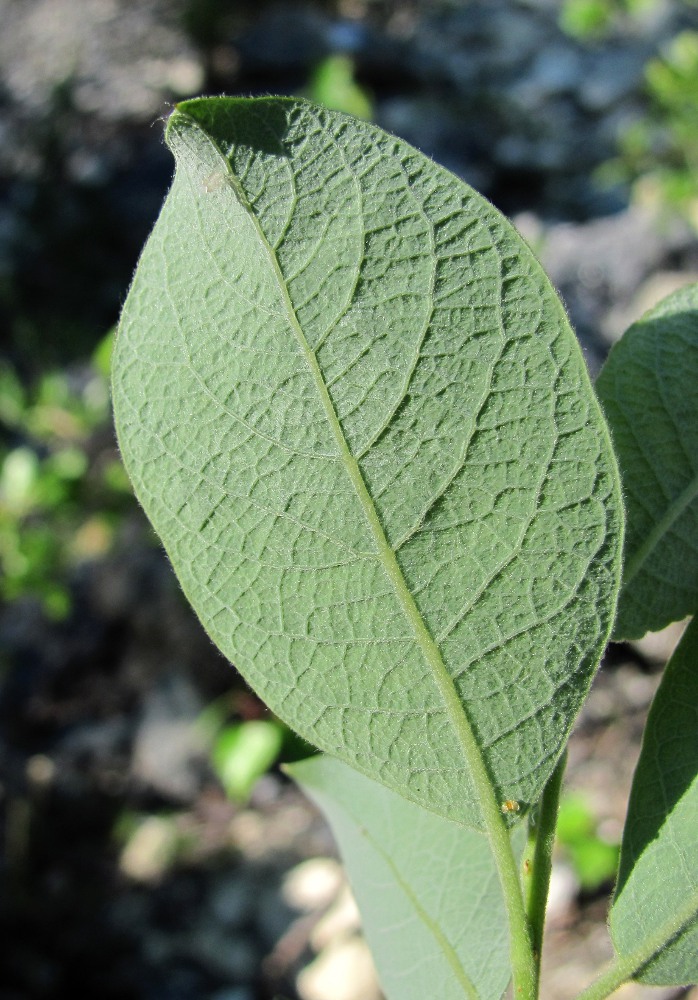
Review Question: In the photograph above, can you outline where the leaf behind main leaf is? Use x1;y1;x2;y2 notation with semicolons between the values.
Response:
610;615;698;983
292;755;524;1000
596;282;698;640
112;96;622;828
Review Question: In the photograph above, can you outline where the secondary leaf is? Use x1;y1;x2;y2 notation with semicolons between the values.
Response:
112;96;622;827
291;754;523;1000
610;615;698;984
596;283;698;640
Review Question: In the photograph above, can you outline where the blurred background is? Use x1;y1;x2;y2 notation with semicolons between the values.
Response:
0;1;697;998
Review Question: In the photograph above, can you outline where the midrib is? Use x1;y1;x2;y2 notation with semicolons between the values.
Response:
624;471;698;586
364;826;479;998
615;888;698;990
168;109;501;822
172;108;538;998
214;135;498;824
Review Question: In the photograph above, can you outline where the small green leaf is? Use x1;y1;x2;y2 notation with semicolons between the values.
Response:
112;96;622;828
596;283;698;639
93;328;115;379
212;719;283;802
291;754;523;1000
556;793;619;891
0;362;26;427
610;616;698;984
307;55;373;120
1;447;39;513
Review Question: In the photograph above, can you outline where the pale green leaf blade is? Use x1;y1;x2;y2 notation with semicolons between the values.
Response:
112;96;622;827
291;754;523;1000
610;616;698;984
596;283;698;640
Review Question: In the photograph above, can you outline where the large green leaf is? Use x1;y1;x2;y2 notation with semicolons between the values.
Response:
292;754;523;1000
596;283;698;640
610;615;698;984
112;96;622;827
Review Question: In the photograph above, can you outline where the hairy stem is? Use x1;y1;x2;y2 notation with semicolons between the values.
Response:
523;750;567;982
453;752;537;999
486;815;537;999
574;892;698;1000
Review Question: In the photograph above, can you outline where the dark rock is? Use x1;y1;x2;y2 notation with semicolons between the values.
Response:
209;873;258;930
131;673;207;802
209;989;255;1000
578;48;648;112
236;7;328;71
526;45;585;96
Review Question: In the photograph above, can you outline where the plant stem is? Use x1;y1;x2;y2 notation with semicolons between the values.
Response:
573;959;639;1000
574;892;698;1000
523;750;567;979
476;780;538;999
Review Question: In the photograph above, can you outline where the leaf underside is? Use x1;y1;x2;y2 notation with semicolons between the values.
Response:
292;754;523;1000
112;97;622;827
610;615;698;984
596;283;698;640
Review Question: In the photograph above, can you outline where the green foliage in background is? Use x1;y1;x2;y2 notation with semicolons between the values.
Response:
112;96;698;1000
610;30;698;226
196;690;314;803
559;0;658;39
559;0;698;224
556;793;620;891
306;54;373;120
0;332;131;617
212;719;284;802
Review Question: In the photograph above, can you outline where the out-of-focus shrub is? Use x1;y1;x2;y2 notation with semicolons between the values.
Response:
306;54;373;120
0;331;132;618
560;0;698;226
560;0;664;40
556;793;620;891
607;30;698;226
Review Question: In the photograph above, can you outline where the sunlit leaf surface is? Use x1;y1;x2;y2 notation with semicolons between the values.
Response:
113;97;622;826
